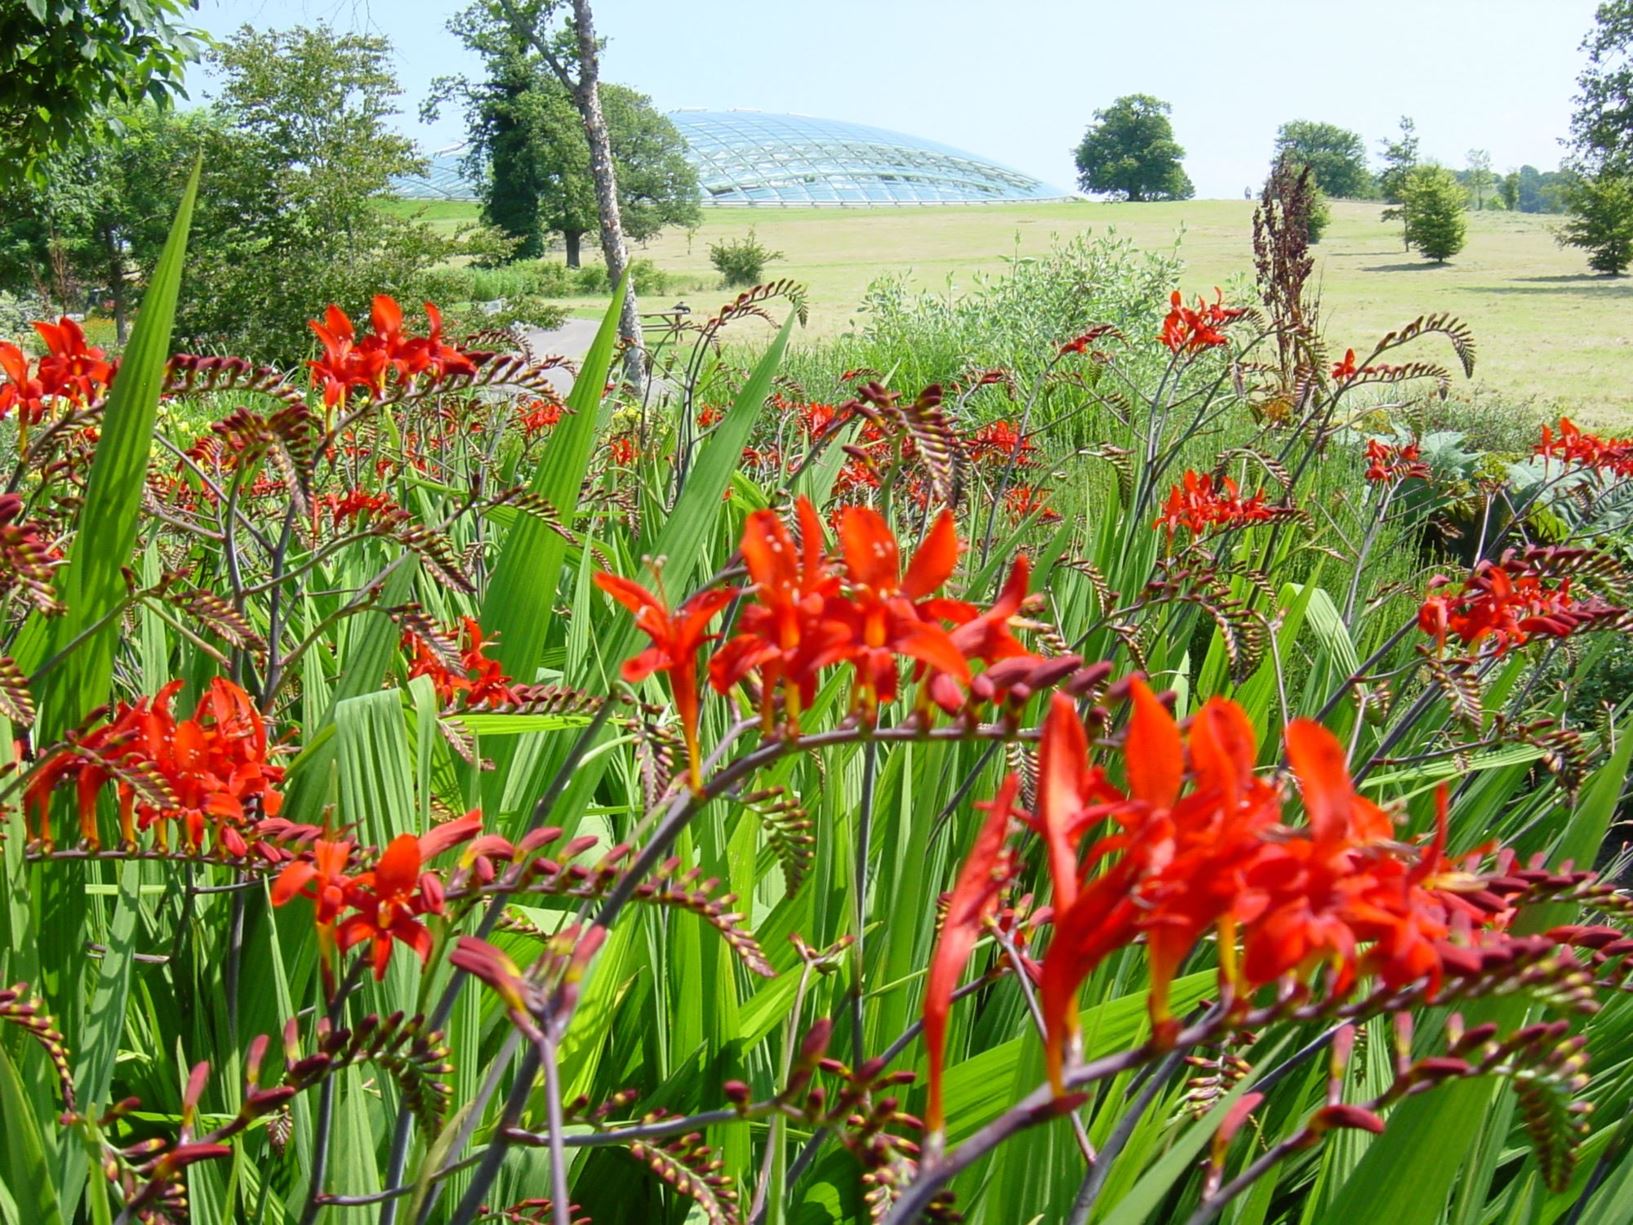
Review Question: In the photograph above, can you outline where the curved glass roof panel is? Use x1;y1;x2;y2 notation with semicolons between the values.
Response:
668;110;1069;206
392;147;480;202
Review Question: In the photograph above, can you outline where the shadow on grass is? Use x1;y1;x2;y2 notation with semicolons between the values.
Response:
1360;262;1455;272
1479;276;1633;296
1514;273;1624;283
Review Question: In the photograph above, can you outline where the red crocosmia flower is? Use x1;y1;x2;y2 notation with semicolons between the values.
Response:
1364;438;1431;484
1155;471;1290;538
926;556;1036;713
1536;416;1633;477
405;616;519;709
518;397;564;437
595;571;737;791
307;297;474;409
1284;718;1392;848
709;496;848;732
828;506;974;718
967;420;1035;466
1332;349;1359;381
1058;324;1119;356
0;341;48;423
924;773;1019;1135
608;434;637;466
799;401;841;440
32;316;112;405
339;837;435;979
371;294;405;358
1159;289;1245;354
405;301;478;381
271;838;357;925
27;677;284;853
1417;549;1627;656
334;813;481;980
318;489;397;528
951;679;1521;1100
1003;484;1060;522
310;304;372;409
0;317;113;426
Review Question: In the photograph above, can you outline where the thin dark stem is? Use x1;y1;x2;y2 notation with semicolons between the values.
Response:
1182;1135;1307;1225
539;1035;570;1225
1309;618;1415;725
379;699;616;1225
1066;1048;1187;1225
298;958;368;1225
316;1155;484;1207
446;1045;542;1225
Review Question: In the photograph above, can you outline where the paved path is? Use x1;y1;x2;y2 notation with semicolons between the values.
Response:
520;315;676;401
520;317;604;398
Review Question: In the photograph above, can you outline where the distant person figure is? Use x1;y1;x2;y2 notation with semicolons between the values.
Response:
1244;186;1252;200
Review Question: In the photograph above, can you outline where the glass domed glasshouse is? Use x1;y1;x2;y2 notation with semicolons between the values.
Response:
669;110;1068;206
391;113;1071;207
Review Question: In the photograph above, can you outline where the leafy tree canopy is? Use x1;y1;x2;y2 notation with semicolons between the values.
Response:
0;102;216;341
4;24;480;367
1073;94;1194;202
431;0;698;266
1376;115;1420;206
1572;0;1633;168
0;0;202;188
1560;167;1633;272
1401;164;1468;262
1272;120;1371;198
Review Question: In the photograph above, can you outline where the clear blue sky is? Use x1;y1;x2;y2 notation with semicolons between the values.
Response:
188;0;1599;197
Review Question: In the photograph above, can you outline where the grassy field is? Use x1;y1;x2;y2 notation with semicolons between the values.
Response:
394;197;1633;424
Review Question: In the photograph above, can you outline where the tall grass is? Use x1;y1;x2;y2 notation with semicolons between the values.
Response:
0;194;1630;1225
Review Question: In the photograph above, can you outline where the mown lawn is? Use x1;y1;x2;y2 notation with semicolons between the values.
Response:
391;197;1633;424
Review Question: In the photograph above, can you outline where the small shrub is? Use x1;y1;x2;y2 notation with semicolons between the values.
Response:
1401;165;1468;262
709;229;783;287
1559;168;1633;274
565;257;674;296
1308;185;1332;242
574;264;607;294
530;260;575;296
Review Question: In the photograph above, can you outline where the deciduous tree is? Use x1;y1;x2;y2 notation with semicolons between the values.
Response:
473;0;653;389
429;30;698;270
1377;115;1419;246
1401;165;1468;262
1464;148;1495;209
1570;0;1633;168
1559;167;1633;272
1272;120;1370;198
1073;95;1194;202
0;104;214;343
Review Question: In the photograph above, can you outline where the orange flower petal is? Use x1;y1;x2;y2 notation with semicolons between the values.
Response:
1124;678;1182;809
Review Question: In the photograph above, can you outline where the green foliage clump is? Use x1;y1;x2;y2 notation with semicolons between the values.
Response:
709;230;783;287
1559;168;1633;273
1307;184;1333;242
1273;120;1371;198
1401;165;1469;262
1073;94;1194;201
0;0;201;188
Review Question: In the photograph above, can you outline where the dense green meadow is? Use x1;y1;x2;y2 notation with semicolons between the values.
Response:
392;197;1633;425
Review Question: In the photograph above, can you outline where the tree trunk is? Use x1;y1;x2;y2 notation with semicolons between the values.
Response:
569;0;644;393
103;223;128;346
564;231;581;268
